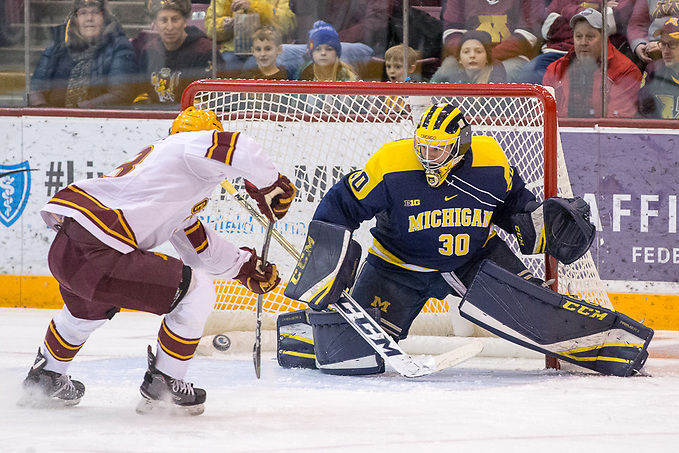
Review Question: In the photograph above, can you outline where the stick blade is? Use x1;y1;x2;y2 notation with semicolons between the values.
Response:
253;341;261;379
433;339;484;371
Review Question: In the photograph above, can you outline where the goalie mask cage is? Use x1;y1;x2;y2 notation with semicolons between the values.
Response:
181;79;610;344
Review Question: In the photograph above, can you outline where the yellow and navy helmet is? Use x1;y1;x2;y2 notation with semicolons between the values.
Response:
170;107;224;135
414;103;471;187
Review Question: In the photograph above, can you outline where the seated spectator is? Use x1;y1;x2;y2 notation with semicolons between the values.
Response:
297;20;360;81
240;25;288;79
29;0;137;108
432;0;543;83
380;44;418;115
383;44;418;82
543;8;642;118
628;0;677;66
519;0;636;85
281;0;388;78
205;0;295;76
638;17;679;118
444;30;506;83
135;0;212;107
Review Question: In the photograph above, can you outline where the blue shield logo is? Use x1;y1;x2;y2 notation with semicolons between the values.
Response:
0;161;32;228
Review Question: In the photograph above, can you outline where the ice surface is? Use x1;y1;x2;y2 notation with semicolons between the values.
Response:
1;308;678;453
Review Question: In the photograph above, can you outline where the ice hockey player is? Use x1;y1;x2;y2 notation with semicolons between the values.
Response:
280;102;652;377
20;107;296;415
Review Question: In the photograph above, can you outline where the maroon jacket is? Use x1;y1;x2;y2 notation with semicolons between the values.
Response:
441;0;544;60
543;41;642;117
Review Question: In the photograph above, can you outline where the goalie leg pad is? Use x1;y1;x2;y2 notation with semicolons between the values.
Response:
277;310;317;369
308;305;385;375
284;220;362;310
459;260;653;377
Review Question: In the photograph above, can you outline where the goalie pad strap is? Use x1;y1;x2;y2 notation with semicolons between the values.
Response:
459;260;653;377
284;220;362;310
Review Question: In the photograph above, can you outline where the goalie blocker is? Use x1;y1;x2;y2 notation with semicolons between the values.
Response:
284;220;362;311
459;260;653;376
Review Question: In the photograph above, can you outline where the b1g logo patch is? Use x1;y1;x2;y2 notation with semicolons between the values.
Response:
0;161;33;228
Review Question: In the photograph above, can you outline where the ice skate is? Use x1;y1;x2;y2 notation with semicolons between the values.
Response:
136;346;206;416
19;349;85;407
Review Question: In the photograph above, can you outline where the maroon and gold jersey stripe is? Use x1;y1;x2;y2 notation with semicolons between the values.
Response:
184;220;208;254
157;320;200;361
49;185;137;248
44;320;84;362
206;131;239;165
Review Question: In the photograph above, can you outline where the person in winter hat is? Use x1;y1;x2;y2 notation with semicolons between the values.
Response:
29;0;138;107
307;20;342;58
543;8;642;118
298;20;359;81
453;30;506;84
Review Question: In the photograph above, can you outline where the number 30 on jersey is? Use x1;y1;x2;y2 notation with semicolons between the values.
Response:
438;233;469;256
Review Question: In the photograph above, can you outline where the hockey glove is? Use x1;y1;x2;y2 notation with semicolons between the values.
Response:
512;197;595;265
235;247;280;294
244;174;296;222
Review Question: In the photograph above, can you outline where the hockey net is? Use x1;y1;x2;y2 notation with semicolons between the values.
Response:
181;80;610;347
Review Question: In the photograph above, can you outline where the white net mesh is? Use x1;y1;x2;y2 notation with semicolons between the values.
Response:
184;81;611;337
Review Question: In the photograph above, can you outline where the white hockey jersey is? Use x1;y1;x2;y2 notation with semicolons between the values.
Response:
41;130;279;277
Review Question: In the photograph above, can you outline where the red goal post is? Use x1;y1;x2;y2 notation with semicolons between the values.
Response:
181;80;610;341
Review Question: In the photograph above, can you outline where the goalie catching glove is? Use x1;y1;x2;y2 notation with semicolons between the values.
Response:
245;174;296;222
512;197;595;265
235;247;280;294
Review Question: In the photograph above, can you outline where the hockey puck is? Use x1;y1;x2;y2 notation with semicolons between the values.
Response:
212;334;231;352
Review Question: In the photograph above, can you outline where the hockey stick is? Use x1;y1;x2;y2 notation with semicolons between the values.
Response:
220;180;483;377
221;180;298;257
253;219;275;379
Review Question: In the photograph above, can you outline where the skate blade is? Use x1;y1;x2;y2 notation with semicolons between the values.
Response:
135;397;205;416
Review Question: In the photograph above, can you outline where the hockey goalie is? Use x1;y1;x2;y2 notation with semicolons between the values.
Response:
279;102;653;377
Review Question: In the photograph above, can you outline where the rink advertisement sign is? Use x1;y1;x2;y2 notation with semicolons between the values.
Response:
0;115;678;288
562;131;679;282
0;161;32;228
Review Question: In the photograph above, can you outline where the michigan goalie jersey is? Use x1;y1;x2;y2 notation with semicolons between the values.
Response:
313;135;536;273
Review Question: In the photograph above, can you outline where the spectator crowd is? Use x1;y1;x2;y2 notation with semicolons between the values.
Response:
24;0;679;119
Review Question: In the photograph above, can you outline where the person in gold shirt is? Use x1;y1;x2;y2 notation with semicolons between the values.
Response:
205;0;296;76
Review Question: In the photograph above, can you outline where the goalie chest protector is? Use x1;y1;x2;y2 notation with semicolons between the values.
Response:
459;260;653;376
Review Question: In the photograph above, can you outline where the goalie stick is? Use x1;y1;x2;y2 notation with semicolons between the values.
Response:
253;220;275;379
220;180;484;378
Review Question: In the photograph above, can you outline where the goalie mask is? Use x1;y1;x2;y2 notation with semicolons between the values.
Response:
414;103;472;187
170;107;224;134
